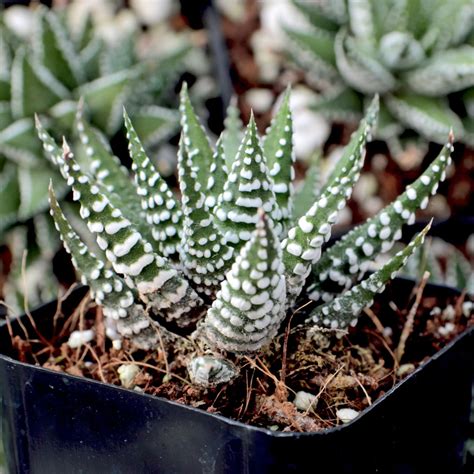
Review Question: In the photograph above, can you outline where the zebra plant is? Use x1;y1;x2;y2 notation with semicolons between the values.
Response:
0;4;188;233
284;0;474;154
39;85;453;386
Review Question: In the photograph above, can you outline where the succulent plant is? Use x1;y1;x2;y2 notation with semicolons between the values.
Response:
284;0;474;152
0;4;188;233
39;85;453;386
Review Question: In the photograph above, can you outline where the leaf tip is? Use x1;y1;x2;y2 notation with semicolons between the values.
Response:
448;127;455;145
62;137;72;159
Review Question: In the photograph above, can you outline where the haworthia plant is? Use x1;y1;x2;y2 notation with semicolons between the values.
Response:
284;0;474;151
0;5;188;233
42;86;453;385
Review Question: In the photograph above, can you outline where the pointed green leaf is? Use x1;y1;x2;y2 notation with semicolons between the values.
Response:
222;96;244;170
446;246;474;292
178;136;234;294
75;107;151;242
35;115;68;176
75;12;95;51
11;48;68;118
0;118;43;166
124;109;182;257
179;83;214;188
263;87;295;222
282;96;379;302
292;0;339;32
0;162;20;232
80;37;103;79
293;0;347;24
129;105;178;148
312;87;363;123
335;29;396;94
204;211;286;354
49;99;77;131
323;95;379;192
61;140;202;325
308;137;453;300
48;183;159;349
215;114;283;250
400;239;444;284
78;70;134;135
17;165;66;221
205;134;228;208
33;8;84;89
284;26;340;88
306;223;432;331
99;32;136;76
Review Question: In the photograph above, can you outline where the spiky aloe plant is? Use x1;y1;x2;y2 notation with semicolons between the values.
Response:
40;86;453;385
0;5;188;233
284;0;474;152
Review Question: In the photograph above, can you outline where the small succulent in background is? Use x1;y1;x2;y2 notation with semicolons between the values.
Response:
38;86;452;386
283;0;474;154
383;236;474;295
0;4;190;233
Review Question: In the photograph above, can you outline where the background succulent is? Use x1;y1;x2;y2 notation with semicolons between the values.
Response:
283;0;474;155
38;87;452;386
0;4;194;312
383;236;474;294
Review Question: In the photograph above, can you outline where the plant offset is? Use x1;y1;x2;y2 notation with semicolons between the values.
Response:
285;0;474;148
39;86;453;387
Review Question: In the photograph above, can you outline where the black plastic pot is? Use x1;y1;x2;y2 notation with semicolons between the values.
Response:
0;280;473;474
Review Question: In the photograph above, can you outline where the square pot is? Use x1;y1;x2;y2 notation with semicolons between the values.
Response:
0;280;473;474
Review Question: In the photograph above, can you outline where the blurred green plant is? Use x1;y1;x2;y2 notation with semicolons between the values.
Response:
0;4;188;234
0;4;192;310
395;236;473;293
284;0;474;155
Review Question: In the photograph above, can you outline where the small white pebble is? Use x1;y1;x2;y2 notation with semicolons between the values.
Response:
293;391;317;411
67;329;95;349
118;364;140;388
336;408;359;423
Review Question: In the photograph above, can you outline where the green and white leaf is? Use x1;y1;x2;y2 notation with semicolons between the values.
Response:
178;136;234;294
214;115;282;250
222;96;244;170
306;223;431;331
263;87;295;223
48;183;159;349
61;140;203;325
282;96;378;303
308;137;453;300
203;211;286;353
124;109;182;258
